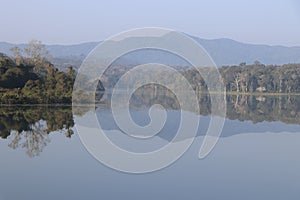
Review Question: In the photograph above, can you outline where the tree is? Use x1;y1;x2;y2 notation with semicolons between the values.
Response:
239;62;246;66
254;60;263;66
23;39;51;77
10;46;23;65
233;73;242;92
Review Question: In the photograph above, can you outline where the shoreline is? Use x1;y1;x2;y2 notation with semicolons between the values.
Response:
0;92;299;106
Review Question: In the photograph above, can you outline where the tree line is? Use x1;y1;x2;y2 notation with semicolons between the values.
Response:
0;40;76;104
1;40;300;105
195;62;300;94
99;62;300;94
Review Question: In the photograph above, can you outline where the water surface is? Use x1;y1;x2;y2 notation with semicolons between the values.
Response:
0;94;299;200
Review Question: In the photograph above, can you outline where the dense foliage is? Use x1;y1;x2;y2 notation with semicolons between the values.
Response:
0;41;76;104
100;63;300;94
219;63;300;93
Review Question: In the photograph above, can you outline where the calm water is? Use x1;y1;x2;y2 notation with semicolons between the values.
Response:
0;94;299;200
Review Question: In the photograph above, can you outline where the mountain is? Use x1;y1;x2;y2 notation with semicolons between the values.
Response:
1;35;300;69
190;36;300;66
0;41;97;58
0;41;98;71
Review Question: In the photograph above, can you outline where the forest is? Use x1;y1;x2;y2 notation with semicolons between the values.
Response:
220;62;300;94
0;40;300;105
100;62;300;95
0;40;76;104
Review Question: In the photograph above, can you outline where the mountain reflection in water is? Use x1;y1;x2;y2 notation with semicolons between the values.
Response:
0;90;299;157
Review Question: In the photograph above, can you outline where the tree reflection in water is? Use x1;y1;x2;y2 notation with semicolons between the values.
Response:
1;89;299;157
8;121;50;157
100;85;300;125
0;106;74;157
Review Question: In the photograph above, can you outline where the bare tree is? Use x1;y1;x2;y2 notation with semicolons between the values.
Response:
24;39;51;77
10;46;23;65
233;73;242;92
8;121;50;158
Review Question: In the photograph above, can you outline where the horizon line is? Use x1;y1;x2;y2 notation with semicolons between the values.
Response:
1;35;300;48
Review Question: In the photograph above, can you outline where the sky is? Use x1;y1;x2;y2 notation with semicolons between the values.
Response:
1;0;300;46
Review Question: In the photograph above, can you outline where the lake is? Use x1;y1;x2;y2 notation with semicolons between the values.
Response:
0;94;299;200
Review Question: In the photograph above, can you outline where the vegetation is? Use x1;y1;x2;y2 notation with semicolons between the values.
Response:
1;42;299;157
219;63;300;94
99;63;300;94
0;40;76;104
1;40;300;105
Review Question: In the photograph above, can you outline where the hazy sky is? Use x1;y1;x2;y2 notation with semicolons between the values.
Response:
1;0;300;46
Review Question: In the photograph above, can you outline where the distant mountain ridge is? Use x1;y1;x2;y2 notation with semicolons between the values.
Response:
0;41;97;57
1;35;300;69
190;36;300;66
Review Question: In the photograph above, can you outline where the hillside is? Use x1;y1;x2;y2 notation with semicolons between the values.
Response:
1;35;300;69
